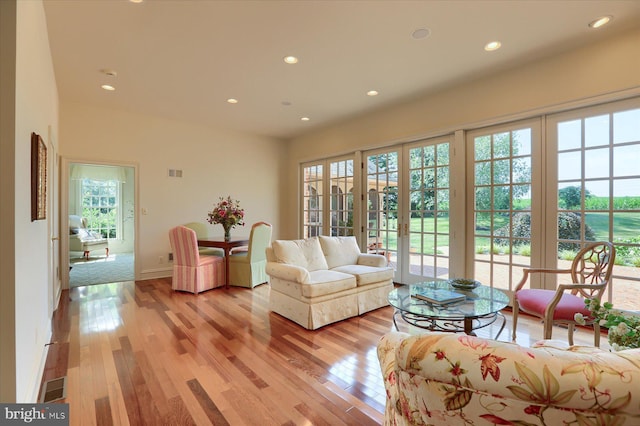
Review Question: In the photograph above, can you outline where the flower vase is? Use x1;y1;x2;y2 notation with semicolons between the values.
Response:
223;225;231;242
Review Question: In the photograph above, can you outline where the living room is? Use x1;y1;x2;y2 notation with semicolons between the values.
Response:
2;0;639;418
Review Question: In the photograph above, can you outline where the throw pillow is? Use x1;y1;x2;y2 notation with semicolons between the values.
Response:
319;236;361;269
272;237;329;271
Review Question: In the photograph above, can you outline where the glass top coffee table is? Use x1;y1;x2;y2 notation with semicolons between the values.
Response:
388;281;509;338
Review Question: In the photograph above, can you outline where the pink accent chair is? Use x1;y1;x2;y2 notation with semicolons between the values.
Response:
168;226;225;294
512;241;615;346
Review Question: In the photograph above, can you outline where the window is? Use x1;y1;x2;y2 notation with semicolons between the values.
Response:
301;157;356;239
302;164;323;238
468;121;539;293
329;159;354;236
81;178;119;238
548;100;640;310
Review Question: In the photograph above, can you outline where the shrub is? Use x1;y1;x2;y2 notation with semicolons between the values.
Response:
559;250;576;261
517;244;531;256
493;211;595;251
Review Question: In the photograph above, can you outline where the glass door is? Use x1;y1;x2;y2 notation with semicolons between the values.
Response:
365;149;401;282
467;119;542;296
329;158;355;237
547;98;640;311
402;137;452;283
302;163;323;238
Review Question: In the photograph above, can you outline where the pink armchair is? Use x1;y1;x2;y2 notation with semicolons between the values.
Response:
168;226;225;293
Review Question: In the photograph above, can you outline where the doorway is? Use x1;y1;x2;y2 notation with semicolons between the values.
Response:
61;160;137;288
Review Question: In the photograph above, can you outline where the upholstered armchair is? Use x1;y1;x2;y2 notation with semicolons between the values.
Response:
69;215;109;260
228;222;272;288
378;331;640;425
168;226;225;293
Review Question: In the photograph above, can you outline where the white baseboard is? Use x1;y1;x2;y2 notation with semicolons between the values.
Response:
139;266;172;281
26;328;52;403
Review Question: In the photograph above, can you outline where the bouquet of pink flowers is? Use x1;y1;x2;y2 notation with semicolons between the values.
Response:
207;196;245;238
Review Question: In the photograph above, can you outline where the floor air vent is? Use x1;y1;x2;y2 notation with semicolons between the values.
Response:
40;376;67;403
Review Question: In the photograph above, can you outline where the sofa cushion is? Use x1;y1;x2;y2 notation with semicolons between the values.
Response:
272;237;329;271
304;270;357;297
319;236;361;269
332;264;394;286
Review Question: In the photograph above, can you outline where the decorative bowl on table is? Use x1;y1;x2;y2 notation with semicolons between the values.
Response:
448;278;481;290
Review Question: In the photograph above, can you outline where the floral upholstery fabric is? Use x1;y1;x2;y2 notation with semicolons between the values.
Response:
378;331;640;426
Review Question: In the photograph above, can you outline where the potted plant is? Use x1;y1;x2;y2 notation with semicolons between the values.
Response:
575;299;640;350
207;196;245;241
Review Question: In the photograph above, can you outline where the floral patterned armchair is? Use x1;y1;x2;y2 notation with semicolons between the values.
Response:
378;331;640;425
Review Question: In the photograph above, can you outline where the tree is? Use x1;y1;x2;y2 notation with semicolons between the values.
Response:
474;133;530;211
559;186;592;210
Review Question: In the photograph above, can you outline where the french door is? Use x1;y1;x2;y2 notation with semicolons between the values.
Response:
466;119;542;297
300;97;639;305
364;149;401;282
402;137;454;283
364;136;455;284
302;156;358;239
546;98;640;311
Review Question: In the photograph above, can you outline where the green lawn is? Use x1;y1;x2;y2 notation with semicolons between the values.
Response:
379;212;640;261
586;212;640;240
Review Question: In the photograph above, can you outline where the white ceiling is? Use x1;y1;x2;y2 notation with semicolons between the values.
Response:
43;0;640;140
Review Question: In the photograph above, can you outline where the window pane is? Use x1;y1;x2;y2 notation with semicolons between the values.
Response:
475;187;491;210
585;180;609;210
613;108;640;144
475;162;491;185
493;132;511;158
584;148;609;179
558;119;581;150
493;159;510;184
558;151;581;180
475;136;491;161
513;128;532;156
513;157;531;183
513;184;531;210
585;114;609;147
613;145;640;177
614;179;640;209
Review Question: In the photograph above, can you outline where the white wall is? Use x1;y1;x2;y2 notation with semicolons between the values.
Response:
283;27;640;239
59;103;285;279
2;0;59;402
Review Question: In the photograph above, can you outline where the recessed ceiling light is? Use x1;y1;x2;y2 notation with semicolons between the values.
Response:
484;41;502;51
101;69;117;77
129;0;143;3
367;90;379;97
101;84;115;91
411;28;431;40
301;117;310;122
281;101;292;106
284;56;299;64
227;98;238;104
589;15;612;29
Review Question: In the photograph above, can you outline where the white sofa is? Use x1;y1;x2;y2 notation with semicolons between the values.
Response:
266;235;394;330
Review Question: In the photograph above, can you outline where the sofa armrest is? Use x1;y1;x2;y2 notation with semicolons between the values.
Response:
357;253;387;267
385;331;640;414
266;262;311;284
377;331;409;418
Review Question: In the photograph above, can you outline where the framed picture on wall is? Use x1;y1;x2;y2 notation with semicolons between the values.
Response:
31;132;47;221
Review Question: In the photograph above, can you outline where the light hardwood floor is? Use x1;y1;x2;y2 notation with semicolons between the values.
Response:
40;279;606;426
